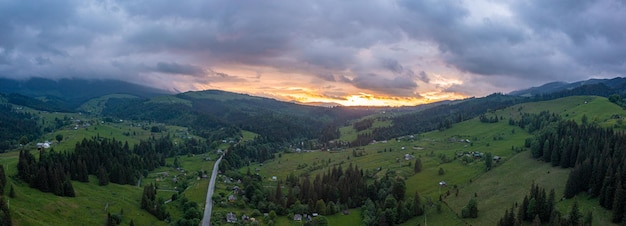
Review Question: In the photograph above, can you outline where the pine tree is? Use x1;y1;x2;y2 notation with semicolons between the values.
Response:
0;196;12;226
570;200;581;226
612;180;625;223
413;158;422;173
531;214;541;226
412;191;423;216
0;164;5;192
98;166;109;186
63;177;76;197
9;184;16;198
274;180;283;206
518;196;528;221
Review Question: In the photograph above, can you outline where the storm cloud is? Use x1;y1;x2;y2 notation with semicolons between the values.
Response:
0;0;624;101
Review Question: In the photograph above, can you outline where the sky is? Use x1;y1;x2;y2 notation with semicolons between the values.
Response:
0;0;625;106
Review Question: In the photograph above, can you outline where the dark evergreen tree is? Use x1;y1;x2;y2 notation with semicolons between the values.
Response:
0;197;11;226
569;201;581;226
485;152;493;170
612;179;625;223
413;158;422;173
9;185;16;198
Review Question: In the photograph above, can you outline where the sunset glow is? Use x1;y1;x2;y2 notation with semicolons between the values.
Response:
0;0;622;106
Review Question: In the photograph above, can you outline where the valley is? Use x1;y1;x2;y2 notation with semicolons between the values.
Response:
0;79;625;225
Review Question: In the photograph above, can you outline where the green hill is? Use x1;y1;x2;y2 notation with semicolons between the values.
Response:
216;96;623;226
2;93;625;225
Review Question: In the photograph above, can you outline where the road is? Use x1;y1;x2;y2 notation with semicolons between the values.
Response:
201;155;223;226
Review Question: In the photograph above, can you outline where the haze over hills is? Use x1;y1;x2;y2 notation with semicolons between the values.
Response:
0;77;171;109
3;76;626;109
509;77;626;97
2;76;626;225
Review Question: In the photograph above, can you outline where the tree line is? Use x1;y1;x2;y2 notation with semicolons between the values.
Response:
17;135;178;196
0;103;41;152
219;159;425;226
531;121;626;223
496;184;591;226
0;164;12;225
519;109;626;223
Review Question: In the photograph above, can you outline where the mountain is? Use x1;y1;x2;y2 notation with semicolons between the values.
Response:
100;89;377;143
509;77;626;96
0;77;171;109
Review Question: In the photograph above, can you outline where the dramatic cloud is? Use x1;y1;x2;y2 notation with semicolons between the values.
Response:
0;0;624;105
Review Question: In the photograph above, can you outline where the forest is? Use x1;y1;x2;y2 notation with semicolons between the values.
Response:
526;120;626;223
0;103;41;151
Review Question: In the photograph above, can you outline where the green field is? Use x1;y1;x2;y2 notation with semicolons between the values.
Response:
337;118;392;143
216;96;624;225
0;110;218;225
3;95;625;225
78;94;139;114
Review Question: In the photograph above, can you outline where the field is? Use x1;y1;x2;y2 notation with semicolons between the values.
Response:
216;96;623;225
3;95;624;225
337;117;392;143
0;109;222;225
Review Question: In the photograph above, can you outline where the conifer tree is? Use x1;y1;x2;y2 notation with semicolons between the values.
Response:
413;158;422;173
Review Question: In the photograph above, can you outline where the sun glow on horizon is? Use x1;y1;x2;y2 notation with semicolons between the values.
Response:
173;66;470;107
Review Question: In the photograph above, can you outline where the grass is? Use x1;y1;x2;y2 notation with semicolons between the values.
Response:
1;104;216;225
555;193;615;226
5;95;625;225
180;90;260;101
504;96;625;128
146;95;192;107
8;175;165;226
241;130;258;142
78;94;139;114
220;96;626;225
337;118;392;143
326;208;361;225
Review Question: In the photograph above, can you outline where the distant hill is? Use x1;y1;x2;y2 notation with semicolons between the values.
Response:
510;77;626;96
100;89;377;143
0;77;171;109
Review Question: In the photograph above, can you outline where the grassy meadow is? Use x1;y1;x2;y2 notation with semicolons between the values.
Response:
2;95;624;225
0;109;222;225
216;96;624;225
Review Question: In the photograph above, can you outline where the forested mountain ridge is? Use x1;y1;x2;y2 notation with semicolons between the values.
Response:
510;77;626;97
3;76;626;151
2;77;626;225
0;77;170;109
101;90;377;145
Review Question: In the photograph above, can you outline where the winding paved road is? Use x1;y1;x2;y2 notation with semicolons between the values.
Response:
201;155;223;226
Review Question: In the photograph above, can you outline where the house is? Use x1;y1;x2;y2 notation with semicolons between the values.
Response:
36;141;51;149
226;212;237;223
293;214;302;221
228;195;237;202
493;156;501;162
241;214;250;221
271;176;277;181
312;213;318;217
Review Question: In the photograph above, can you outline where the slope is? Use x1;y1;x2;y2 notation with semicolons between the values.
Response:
221;95;623;226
